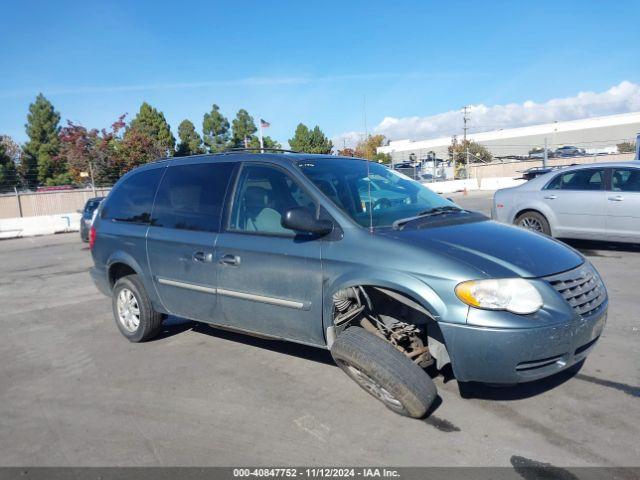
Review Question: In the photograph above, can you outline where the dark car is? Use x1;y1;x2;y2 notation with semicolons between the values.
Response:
79;197;104;241
519;166;555;181
89;153;606;418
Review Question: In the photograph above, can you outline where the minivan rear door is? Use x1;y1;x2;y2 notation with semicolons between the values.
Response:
214;163;325;346
146;161;235;322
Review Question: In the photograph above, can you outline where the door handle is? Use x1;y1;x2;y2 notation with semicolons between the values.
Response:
192;251;213;263
608;195;624;202
219;253;241;266
544;195;557;200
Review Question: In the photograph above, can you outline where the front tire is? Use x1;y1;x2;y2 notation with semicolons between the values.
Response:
331;327;437;418
112;274;164;342
515;211;551;235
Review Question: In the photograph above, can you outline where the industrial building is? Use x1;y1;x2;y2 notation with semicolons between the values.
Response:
377;111;640;163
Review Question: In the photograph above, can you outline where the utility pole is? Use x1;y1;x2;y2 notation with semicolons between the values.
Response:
462;106;470;143
88;161;97;197
463;106;470;179
14;186;23;218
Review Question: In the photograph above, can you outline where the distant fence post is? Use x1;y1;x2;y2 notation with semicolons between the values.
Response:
14;187;23;218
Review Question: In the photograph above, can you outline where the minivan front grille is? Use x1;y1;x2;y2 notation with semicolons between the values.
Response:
544;263;606;317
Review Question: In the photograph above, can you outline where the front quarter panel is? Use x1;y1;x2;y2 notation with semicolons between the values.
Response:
320;230;479;336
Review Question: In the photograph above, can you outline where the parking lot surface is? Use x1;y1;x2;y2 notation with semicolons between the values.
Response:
1;191;638;467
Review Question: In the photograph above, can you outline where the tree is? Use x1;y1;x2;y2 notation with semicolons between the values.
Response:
0;140;18;193
116;129;166;175
22;94;63;187
289;123;311;152
337;147;355;157
372;152;392;164
354;134;386;160
307;126;333;154
248;135;281;150
288;123;333;154
448;138;493;177
57;116;127;186
617;141;636;154
127;102;175;155
202;104;230;153
58;121;98;184
44;172;75;186
0;135;21;165
176;120;205;156
230;109;257;148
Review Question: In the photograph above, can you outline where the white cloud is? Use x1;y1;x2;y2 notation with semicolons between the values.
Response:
331;130;366;150
371;81;640;141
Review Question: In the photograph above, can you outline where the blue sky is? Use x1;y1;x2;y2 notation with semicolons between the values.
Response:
1;0;639;147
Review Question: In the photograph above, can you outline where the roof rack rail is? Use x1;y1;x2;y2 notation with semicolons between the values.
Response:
222;147;301;154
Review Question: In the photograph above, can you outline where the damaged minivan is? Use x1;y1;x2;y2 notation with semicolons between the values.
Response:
90;152;608;417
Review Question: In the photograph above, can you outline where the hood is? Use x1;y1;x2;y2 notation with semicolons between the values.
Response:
379;218;583;278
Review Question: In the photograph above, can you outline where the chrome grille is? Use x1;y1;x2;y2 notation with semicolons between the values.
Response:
544;263;607;317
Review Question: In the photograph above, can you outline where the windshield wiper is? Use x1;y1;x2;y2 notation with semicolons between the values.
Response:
392;206;465;230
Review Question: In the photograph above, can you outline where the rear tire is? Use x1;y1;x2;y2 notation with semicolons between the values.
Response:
331;327;437;418
515;211;551;235
112;274;164;342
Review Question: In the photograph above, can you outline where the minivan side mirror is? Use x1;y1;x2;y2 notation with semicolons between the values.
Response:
281;207;333;236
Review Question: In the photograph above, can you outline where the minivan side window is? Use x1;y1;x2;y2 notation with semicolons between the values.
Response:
546;168;604;191
102;168;164;224
229;164;316;235
151;162;234;232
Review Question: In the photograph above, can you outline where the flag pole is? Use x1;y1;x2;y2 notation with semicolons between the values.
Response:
258;122;264;153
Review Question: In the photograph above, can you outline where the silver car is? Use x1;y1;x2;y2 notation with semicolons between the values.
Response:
492;162;640;243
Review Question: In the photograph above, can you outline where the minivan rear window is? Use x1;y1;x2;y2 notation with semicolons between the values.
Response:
151;162;234;232
102;168;164;224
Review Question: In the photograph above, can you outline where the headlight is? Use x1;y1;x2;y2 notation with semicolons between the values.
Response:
455;278;543;315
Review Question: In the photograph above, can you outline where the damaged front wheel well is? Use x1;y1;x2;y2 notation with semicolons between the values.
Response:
330;285;450;371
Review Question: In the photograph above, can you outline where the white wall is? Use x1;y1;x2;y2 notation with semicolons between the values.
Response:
0;212;82;239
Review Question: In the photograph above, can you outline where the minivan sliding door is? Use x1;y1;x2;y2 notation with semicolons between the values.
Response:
146;161;235;322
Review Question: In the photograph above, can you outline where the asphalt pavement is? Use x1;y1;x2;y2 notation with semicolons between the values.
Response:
0;193;638;467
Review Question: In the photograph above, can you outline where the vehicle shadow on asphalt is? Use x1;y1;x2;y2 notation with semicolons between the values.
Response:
561;238;640;255
156;318;599;404
456;362;584;401
157;315;335;365
157;316;448;417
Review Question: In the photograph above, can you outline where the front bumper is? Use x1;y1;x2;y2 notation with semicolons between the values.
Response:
439;302;607;384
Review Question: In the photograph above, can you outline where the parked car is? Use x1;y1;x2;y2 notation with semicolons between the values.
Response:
79;196;104;242
518;166;555;181
493;162;640;243
528;148;554;160
554;145;585;157
90;153;607;418
36;185;75;192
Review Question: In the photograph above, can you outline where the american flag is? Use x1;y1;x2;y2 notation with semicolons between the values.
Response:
260;119;270;128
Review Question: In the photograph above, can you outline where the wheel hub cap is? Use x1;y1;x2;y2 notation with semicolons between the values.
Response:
116;288;140;332
520;217;542;232
345;364;402;408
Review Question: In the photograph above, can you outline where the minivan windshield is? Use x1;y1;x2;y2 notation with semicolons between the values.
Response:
297;158;456;228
